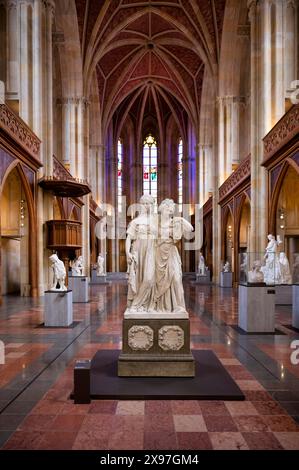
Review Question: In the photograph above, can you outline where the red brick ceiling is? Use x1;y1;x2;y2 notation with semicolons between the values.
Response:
75;0;226;134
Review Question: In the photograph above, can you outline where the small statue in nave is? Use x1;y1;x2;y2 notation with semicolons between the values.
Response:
197;252;207;276
97;253;105;276
49;254;67;291
223;261;231;273
72;255;84;276
248;260;264;283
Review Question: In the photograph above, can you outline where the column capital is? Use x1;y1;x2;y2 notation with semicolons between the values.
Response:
217;95;246;105
286;0;297;8
197;143;213;150
1;1;19;10
247;0;258;22
43;0;55;12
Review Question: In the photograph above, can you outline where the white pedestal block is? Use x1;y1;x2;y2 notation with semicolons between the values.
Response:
68;276;89;303
44;290;73;327
195;270;211;284
275;285;292;305
91;269;108;284
220;272;233;287
292;285;299;329
238;284;275;333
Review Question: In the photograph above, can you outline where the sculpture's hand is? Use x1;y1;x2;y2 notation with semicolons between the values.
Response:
127;252;133;265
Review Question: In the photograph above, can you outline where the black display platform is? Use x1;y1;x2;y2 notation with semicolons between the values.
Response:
283;324;299;333
78;349;245;401
36;321;81;329
230;325;285;335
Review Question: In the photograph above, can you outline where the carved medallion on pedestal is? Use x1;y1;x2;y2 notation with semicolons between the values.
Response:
128;325;154;351
158;325;184;351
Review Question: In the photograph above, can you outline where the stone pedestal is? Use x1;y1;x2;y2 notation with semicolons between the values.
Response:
68;276;89;303
91;269;108;284
194;270;211;284
275;285;292;305
118;312;195;377
220;272;233;287
292;285;299;329
238;284;275;333
44;290;73;327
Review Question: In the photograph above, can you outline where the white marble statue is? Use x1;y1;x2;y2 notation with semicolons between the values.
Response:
223;261;231;272
248;260;264;283
49;254;67;291
126;196;193;314
126;194;157;312
96;254;105;276
279;252;292;284
198;252;207;276
155;199;194;314
261;234;282;284
72;255;84;276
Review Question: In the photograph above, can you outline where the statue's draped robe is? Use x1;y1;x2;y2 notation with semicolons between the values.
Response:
154;218;193;313
127;215;156;310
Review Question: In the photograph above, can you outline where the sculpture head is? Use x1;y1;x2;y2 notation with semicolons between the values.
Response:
49;254;59;264
139;194;155;214
159;198;175;216
267;234;274;241
253;260;262;270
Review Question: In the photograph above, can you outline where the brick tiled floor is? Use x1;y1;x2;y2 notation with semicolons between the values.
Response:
0;280;299;450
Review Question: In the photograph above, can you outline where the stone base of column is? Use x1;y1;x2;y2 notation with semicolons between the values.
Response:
118;312;195;377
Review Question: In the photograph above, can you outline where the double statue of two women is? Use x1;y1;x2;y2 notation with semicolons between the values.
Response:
126;195;193;315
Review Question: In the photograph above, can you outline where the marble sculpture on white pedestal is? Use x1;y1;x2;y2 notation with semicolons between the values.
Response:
261;234;283;285
198;252;207;275
96;254;105;276
248;260;264;283
71;255;84;276
49;254;67;291
223;261;230;272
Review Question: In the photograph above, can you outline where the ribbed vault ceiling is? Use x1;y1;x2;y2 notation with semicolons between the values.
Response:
75;0;226;134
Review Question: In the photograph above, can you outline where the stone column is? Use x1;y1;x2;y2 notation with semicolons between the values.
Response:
69;98;76;176
217;97;226;185
5;0;19;103
272;0;285;123
248;0;272;253
61;98;71;169
77;97;85;179
284;0;298;95
44;0;55;176
19;0;31;125
32;0;42;139
198;143;213;207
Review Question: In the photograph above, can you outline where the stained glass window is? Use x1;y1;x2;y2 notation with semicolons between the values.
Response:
143;134;157;202
178;138;183;212
117;138;123;213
